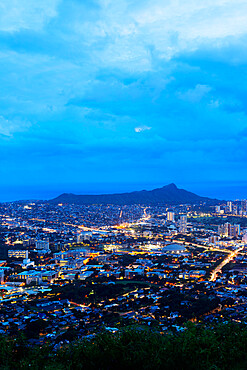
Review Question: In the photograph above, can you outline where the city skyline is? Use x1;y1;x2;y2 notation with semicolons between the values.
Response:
1;1;247;201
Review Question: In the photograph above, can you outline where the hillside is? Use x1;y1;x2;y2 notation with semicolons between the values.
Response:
50;183;216;205
1;323;247;369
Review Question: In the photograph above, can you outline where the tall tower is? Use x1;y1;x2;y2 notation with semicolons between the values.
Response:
241;200;247;213
227;201;232;213
179;215;187;233
167;210;175;222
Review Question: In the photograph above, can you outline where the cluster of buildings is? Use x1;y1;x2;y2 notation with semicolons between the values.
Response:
215;200;247;215
218;223;240;238
0;199;246;343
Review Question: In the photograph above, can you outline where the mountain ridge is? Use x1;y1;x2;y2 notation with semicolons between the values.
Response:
49;183;218;205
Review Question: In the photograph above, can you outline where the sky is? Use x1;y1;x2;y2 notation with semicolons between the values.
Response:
0;0;247;201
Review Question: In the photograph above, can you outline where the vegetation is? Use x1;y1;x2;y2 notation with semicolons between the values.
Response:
188;216;247;228
1;323;247;369
37;280;149;305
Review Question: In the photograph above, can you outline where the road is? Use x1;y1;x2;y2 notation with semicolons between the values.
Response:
210;246;244;281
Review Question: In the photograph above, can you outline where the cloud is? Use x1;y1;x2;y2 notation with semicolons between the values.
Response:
177;84;212;103
0;0;60;33
59;0;247;70
0;0;247;198
135;125;151;133
0;115;31;136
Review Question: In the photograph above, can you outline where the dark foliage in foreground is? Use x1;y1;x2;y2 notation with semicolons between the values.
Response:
1;323;247;369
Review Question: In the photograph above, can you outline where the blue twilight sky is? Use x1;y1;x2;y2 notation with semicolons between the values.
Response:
0;0;247;201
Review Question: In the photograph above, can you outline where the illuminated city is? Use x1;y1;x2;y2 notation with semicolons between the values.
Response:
1;0;247;367
0;193;247;346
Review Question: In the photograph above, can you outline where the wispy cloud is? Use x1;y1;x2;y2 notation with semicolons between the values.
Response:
135;126;151;133
0;0;60;32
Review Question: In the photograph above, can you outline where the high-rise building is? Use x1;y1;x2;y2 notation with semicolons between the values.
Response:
35;240;50;253
208;236;219;244
215;206;221;213
241;200;247;213
167;210;175;222
232;224;241;238
77;232;93;243
227;201;232;213
232;205;238;215
179;215;187;233
218;223;240;238
242;232;247;243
